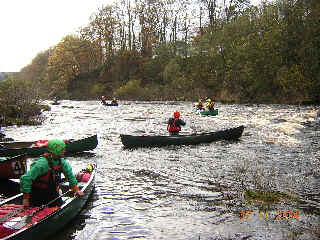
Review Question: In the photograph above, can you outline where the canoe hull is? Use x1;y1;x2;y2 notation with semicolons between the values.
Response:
102;103;118;106
65;135;98;154
120;125;244;148
0;155;27;179
0;165;96;240
199;109;219;116
0;135;98;157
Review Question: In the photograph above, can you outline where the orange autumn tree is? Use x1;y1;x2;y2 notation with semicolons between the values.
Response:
47;35;103;96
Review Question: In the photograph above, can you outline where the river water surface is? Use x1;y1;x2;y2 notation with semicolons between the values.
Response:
2;100;320;240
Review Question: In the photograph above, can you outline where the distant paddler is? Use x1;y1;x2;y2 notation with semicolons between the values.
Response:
194;99;204;111
110;97;118;105
206;98;215;111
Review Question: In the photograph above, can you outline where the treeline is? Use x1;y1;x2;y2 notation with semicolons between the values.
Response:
17;0;320;104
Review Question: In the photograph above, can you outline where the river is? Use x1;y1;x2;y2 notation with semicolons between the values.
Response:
2;100;320;240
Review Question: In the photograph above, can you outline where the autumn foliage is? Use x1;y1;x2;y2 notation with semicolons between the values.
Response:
16;0;320;104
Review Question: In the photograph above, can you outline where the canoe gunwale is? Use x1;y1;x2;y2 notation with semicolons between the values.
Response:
0;135;98;157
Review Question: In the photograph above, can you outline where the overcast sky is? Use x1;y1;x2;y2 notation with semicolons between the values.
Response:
0;0;262;72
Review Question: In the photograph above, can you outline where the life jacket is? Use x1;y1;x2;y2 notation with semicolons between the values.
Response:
33;140;48;148
197;102;203;110
75;164;93;183
168;118;181;132
208;103;214;110
32;157;62;190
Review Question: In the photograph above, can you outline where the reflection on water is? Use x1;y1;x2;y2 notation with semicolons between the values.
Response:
2;101;320;240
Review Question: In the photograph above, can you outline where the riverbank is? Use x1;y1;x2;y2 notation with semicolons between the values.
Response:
0;104;50;126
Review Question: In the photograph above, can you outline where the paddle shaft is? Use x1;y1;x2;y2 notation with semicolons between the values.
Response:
31;189;72;213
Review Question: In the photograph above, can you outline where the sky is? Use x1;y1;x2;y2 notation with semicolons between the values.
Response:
0;0;114;72
0;0;262;72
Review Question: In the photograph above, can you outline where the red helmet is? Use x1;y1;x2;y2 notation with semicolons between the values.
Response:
173;111;180;118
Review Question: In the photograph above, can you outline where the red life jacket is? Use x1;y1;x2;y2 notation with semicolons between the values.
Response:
32;158;62;189
168;118;181;132
33;140;48;148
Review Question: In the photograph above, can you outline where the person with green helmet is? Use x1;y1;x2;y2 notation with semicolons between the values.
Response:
20;139;84;208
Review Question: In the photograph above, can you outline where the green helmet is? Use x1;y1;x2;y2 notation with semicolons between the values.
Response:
47;139;66;156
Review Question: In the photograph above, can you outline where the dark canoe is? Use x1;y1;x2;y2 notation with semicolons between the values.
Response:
199;109;219;116
0;164;96;240
102;102;118;106
0;135;14;142
120;125;245;148
61;105;74;109
0;135;98;157
0;155;27;179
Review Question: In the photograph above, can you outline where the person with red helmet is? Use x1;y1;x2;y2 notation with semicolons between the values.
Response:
167;111;186;135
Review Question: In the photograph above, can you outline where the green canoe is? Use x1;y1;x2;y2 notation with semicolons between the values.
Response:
199;109;219;116
0;135;98;157
0;163;96;240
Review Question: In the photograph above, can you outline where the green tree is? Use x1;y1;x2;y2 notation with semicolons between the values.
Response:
0;76;45;125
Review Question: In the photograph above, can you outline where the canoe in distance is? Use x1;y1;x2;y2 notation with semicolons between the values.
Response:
199;109;219;116
102;102;118;106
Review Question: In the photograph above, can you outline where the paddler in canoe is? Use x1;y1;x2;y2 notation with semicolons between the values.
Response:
110;97;118;105
194;99;204;110
167;111;186;136
206;98;215;111
101;96;108;105
20;139;84;208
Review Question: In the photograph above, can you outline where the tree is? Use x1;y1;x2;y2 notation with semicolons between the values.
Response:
47;35;102;95
20;49;51;97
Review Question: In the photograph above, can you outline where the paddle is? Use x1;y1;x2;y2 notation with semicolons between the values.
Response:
4;190;72;230
0;207;24;224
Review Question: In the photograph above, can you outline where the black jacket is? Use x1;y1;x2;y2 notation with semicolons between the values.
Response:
167;118;186;132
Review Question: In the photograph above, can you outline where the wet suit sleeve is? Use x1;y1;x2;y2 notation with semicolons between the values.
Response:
167;118;173;130
20;157;49;194
178;119;186;126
